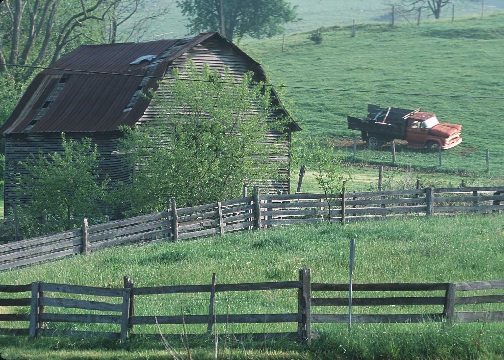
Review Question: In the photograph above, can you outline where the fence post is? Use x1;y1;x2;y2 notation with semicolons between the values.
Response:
391;141;396;163
426;187;434;216
341;186;346;225
353;135;357;158
492;191;502;214
298;268;311;344
120;287;131;342
253;186;262;229
443;283;456;327
378;166;383;191
29;282;40;338
124;276;134;336
207;273;217;333
13;203;20;241
170;197;179;242
38;287;45;330
217;202;225;235
81;218;89;254
486;148;490;173
472;190;479;212
297;165;306;193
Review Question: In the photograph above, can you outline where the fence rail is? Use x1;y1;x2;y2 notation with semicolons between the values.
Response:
1;186;503;271
0;270;502;343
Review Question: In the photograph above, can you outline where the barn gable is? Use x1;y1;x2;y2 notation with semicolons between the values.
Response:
1;33;300;216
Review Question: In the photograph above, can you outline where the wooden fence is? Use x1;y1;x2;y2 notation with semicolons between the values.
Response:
1;186;503;271
0;269;503;343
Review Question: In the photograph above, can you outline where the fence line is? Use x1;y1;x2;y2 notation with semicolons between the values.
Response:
1;186;503;271
0;269;503;343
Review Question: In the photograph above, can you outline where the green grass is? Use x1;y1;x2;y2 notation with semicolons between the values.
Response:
2;7;504;359
241;14;504;182
0;214;503;358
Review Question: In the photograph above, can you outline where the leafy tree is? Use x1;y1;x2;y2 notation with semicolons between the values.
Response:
17;133;108;235
177;0;297;42
0;74;25;151
120;63;286;213
292;136;351;221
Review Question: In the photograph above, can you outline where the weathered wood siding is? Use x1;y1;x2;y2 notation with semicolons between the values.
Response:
3;132;129;215
137;38;292;195
3;37;292;216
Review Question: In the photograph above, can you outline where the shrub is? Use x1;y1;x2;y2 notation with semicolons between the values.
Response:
309;29;323;44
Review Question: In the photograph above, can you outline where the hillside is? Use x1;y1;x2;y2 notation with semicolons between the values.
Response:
138;1;504;39
240;14;504;182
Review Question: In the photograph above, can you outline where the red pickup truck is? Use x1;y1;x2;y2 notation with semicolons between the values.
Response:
348;104;462;151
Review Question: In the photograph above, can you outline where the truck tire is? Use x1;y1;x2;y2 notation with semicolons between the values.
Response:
367;135;382;150
426;141;440;152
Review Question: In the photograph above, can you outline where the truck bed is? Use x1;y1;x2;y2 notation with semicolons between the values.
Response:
347;116;405;141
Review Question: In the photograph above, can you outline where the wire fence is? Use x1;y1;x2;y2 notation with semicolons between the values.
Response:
283;1;504;34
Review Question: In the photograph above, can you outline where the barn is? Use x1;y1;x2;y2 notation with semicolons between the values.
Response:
0;32;301;216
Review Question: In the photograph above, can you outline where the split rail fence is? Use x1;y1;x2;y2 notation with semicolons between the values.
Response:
0;269;502;343
1;186;503;271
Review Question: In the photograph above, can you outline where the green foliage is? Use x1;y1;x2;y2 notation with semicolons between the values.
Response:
17;134;108;235
308;29;323;44
120;63;285;212
292;136;351;197
176;0;297;42
0;154;4;182
0;75;24;126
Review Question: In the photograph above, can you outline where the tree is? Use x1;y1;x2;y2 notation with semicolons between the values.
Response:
17;133;108;236
120;63;286;213
292;136;352;221
176;0;297;42
396;0;452;19
0;0;171;81
0;73;25;149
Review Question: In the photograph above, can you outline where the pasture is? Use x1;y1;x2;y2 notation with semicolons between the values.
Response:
1;3;504;358
0;214;503;359
241;14;504;183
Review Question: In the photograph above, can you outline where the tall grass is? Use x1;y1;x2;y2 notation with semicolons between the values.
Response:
0;214;502;358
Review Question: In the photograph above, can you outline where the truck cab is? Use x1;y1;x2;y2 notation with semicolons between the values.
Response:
405;112;462;151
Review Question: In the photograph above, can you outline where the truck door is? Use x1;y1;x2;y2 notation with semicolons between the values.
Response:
405;119;428;145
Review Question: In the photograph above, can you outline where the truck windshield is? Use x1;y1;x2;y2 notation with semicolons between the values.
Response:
421;116;439;129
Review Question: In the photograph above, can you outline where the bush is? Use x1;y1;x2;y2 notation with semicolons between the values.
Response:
309;29;323;44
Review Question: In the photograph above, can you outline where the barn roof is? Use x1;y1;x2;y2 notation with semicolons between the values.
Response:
1;32;299;135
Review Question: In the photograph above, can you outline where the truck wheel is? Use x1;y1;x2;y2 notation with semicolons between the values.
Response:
426;141;440;152
367;136;382;150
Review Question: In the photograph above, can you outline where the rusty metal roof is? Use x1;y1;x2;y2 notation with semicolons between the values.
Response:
1;32;282;135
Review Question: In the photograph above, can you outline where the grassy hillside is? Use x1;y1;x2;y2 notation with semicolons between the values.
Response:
140;0;504;39
0;214;503;359
241;14;504;183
